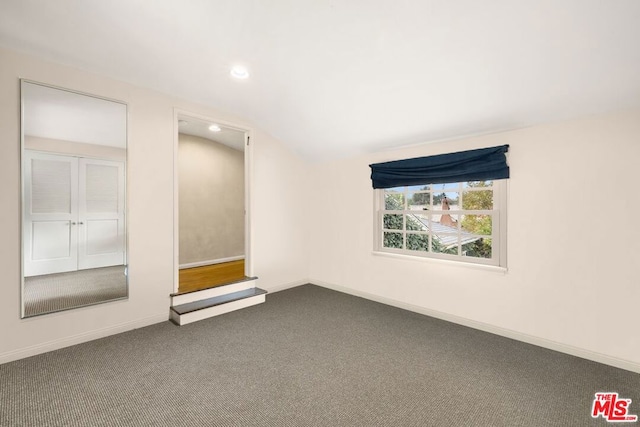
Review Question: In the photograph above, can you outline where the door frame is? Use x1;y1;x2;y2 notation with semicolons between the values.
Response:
172;109;253;294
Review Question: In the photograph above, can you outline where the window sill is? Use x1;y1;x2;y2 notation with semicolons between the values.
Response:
371;250;508;274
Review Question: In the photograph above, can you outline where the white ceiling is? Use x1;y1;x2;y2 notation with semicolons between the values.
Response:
2;1;640;162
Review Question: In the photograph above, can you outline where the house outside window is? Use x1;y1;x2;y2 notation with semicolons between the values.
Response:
375;179;507;267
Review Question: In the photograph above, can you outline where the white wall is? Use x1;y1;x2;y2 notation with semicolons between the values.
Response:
24;135;127;162
24;136;127;161
308;109;640;373
0;47;309;363
2;45;638;373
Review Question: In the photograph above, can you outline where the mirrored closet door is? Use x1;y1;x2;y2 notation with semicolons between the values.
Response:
21;80;128;317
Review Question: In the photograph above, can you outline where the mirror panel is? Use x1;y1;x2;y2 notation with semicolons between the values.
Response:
21;80;128;318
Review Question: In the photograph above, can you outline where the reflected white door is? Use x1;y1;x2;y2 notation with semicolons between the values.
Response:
23;152;125;276
78;158;125;269
23;152;79;276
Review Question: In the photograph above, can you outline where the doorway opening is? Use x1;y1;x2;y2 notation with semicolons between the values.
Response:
173;112;251;294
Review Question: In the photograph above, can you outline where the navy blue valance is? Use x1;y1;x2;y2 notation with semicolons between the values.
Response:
370;145;509;189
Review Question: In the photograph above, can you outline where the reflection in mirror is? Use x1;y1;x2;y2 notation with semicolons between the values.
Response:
177;116;247;294
21;80;128;318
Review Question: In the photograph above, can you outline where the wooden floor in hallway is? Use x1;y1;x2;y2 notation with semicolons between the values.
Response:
178;260;246;294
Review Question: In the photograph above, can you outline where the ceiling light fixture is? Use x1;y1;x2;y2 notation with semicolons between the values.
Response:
209;124;221;132
230;65;249;79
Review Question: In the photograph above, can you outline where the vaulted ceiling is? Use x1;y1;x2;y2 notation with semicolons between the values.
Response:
2;1;640;162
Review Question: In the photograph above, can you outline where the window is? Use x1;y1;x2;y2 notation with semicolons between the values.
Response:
375;179;506;267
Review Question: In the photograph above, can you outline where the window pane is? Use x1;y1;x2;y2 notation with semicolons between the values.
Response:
461;214;492;235
406;213;429;231
384;186;404;193
407;185;429;192
383;232;403;249
383;214;403;230
462;190;493;210
431;235;459;255
385;193;404;210
435;182;460;191
462;238;492;259
407;191;430;210
432;192;459;210
406;214;428;231
431;212;459;230
463;180;493;189
406;233;428;252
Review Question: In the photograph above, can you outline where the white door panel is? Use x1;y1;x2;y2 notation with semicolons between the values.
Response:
86;220;119;254
23;152;78;276
26;220;78;275
32;221;72;260
78;158;125;270
79;219;125;269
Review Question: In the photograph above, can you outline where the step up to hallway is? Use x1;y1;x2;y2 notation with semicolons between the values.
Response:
170;279;267;325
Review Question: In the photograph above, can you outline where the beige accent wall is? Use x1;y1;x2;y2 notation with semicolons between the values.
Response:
179;134;244;265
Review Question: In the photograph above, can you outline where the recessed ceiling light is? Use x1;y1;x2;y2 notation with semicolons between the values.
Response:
230;65;249;79
209;124;221;132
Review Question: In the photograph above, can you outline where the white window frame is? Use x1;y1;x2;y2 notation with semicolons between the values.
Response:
373;180;507;267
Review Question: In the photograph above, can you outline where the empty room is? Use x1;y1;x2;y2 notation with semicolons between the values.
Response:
1;1;639;426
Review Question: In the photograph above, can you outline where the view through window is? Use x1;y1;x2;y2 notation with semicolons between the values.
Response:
377;180;506;266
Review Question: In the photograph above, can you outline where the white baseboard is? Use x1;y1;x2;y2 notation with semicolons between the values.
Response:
179;256;245;269
0;313;168;365
311;280;640;374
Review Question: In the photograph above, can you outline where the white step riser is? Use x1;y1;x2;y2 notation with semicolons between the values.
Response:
172;294;266;326
171;279;258;306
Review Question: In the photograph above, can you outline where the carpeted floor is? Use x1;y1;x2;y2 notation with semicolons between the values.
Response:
1;284;638;426
23;265;128;317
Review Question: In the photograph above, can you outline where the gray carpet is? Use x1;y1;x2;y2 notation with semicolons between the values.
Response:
23;265;128;317
1;284;638;426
